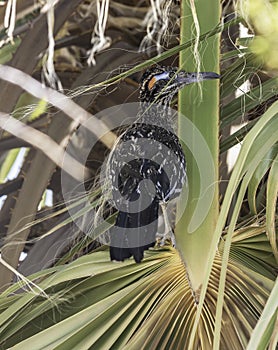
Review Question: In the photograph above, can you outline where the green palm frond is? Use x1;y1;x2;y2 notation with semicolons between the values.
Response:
0;247;274;349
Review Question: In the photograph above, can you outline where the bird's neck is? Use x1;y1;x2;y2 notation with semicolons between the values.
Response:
137;101;175;130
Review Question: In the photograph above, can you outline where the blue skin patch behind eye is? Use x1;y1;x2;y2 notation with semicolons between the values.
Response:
155;72;170;81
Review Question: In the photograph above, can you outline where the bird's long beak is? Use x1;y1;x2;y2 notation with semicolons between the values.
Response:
176;71;220;87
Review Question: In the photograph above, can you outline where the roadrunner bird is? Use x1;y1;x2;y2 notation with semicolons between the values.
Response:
108;66;219;263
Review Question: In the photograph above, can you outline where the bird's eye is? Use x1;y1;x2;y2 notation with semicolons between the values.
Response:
168;71;175;79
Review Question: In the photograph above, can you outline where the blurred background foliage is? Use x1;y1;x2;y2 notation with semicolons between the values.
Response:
238;0;278;70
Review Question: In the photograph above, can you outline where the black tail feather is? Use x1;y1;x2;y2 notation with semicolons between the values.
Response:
110;200;159;263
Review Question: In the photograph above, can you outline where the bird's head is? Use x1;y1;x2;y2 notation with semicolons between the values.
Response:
139;66;220;104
